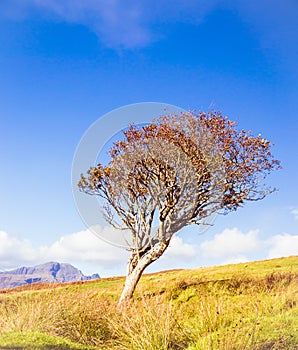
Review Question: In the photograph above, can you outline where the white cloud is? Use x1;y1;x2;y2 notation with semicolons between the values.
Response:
163;236;197;259
200;228;260;259
42;228;129;266
0;0;220;49
0;0;151;48
267;233;298;259
291;208;298;220
0;228;128;275
1;227;297;277
221;255;249;265
147;235;198;272
0;0;296;56
0;231;37;267
199;228;298;265
0;228;197;275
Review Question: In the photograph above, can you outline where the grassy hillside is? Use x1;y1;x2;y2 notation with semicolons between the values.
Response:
0;256;297;349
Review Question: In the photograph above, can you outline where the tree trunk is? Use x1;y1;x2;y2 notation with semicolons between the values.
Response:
118;241;169;307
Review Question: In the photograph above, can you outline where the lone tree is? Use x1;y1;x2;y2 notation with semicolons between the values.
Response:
78;111;280;305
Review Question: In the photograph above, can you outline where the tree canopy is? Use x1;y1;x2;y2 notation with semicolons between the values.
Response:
78;111;280;305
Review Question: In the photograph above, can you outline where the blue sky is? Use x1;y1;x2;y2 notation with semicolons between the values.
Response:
0;0;297;276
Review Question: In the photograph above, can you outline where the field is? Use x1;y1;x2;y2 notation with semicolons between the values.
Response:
0;256;297;349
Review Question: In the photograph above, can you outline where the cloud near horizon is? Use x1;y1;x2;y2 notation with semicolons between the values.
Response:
0;228;198;274
267;233;298;259
0;228;128;273
199;228;298;265
0;227;297;275
200;228;260;260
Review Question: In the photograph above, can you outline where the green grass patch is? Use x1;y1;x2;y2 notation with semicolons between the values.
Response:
0;331;95;349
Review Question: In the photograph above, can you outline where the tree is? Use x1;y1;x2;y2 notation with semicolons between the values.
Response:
78;111;280;306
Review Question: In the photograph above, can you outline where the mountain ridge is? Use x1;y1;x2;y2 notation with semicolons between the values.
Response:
0;261;100;289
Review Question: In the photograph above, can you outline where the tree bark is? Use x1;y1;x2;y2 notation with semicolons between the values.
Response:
118;241;169;307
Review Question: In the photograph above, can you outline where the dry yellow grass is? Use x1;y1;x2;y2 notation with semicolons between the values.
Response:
0;256;297;349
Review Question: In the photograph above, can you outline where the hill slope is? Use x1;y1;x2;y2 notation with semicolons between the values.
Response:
0;256;297;349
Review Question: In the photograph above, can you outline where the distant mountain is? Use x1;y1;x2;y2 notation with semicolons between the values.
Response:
0;262;100;289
